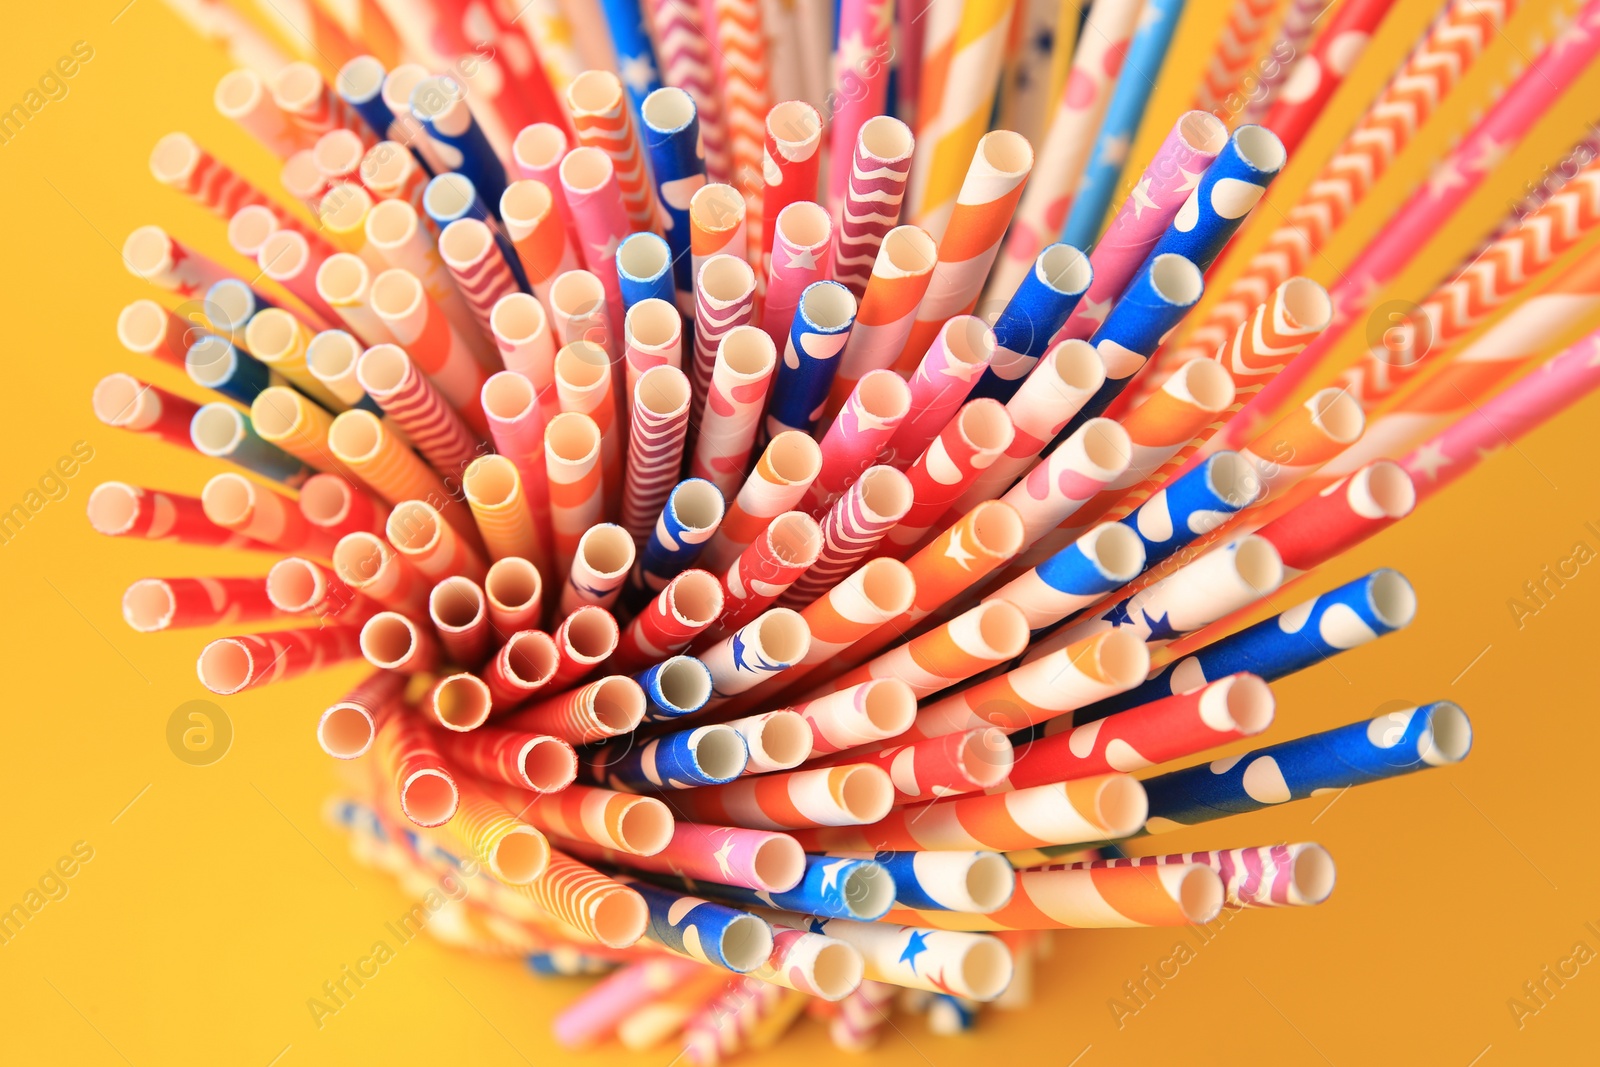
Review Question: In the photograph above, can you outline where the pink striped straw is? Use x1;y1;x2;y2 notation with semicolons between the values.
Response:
690;254;760;435
559;146;630;340
883;315;996;468
439;218;523;343
150;131;299;229
356;344;485;478
829;116;914;296
761;201;832;355
779;465;913;609
622;365;694;541
803;368;912;515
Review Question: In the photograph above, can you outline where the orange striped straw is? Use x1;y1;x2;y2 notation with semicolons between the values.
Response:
385;499;488;583
544;412;606;575
332;531;430;613
463;454;546;563
502;675;647;746
372;705;459;827
446;777;552;885
566;70;660;234
249;386;348;476
515;851;648;949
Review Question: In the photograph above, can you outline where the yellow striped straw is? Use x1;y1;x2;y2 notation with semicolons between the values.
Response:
463;454;545;562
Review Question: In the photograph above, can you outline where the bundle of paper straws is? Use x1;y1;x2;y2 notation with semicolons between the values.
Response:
97;0;1600;1055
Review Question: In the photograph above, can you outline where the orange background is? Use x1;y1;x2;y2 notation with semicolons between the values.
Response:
1;0;1598;1063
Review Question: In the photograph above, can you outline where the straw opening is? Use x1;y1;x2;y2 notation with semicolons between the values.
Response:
1038;244;1092;295
721;914;775;972
859;558;915;613
637;365;690;415
883;225;937;274
961;400;1013;451
433;674;491;730
1177;865;1225;923
618;234;670;280
965;853;1017;912
839;765;893;823
657;656;713;710
1364;461;1418;518
751;712;811;768
546;413;602;463
1235;123;1287;173
858;466;913;521
401;770;458;827
486;558;541;613
197;638;253;695
213;69;261;115
329;410;384;462
556;341;609;389
845;862;896;919
430;577;484;629
970;501;1025;556
975;601;1029;658
318;704;375;759
767;99;821;146
864;679;917;733
332;533;388;588
1097;628;1152;687
551;271;606;316
768;513;822;566
314;130;365;177
208;280;257;329
642;86;695;132
500;179;554;227
959;730;1014;786
464;456;520;509
559;146;613;193
490;293;546;346
690;184;745;231
266;557;322;612
365;199;416;246
777;201;830;250
568;70;622;113
422;172;474;220
626;299;680;349
1208;451;1259;509
92;375;145;427
752;835;806;893
116;301;167;351
859;114;912;161
945;316;998;365
1370;569;1418;628
753;609;809;664
592;889;649;949
1178;110;1228;154
694;725;750;780
272;63;322;110
506;632;558;686
566;608;620;660
593;677;645;732
1149;254;1203;305
490;828;548;885
978;129;1033;175
521;737;578;793
1095;775;1149;837
857;369;912;419
700;254;757;301
1085;523;1145;581
298;476;353;525
672;480;726;531
388;500;443;553
122;579;176;633
190;405;245;455
226;208;277;258
720;326;777;377
1292;844;1337;904
513;124;566;170
122;226;170;276
671;571;725;626
1234;536;1284;593
1080;419;1132;475
439;218;494;264
958;937;1014;1002
1424;703;1473;763
87;483;140;535
1222;674;1275;734
257;231;309;280
1281;276;1333;331
578;524;635;577
361;613;419;669
1182;358;1236;410
1308;388;1365;443
618;797;673;855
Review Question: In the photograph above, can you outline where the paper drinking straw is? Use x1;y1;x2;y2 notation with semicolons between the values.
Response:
699;607;812;701
1153;0;1512;376
823;219;934;407
792;679;917;756
149;130;290;227
332;531;431;612
336;57;405;145
437;729;577;796
703;0;770;239
416;672;489;735
726;709;814;773
1247;462;1416;584
327;410;460;527
993;0;1141;298
690;324;776;496
550;605;622;687
242;307;343;408
483;557;544;632
224;206;281;263
761;204;835;358
901;132;1034;368
586;721;751;789
1111;450;1260;573
369;268;490;434
500;181;578;314
560;523;636;613
566;70;659;234
122;224;232;300
281;150;330;210
614;970;732;1051
1095;569;1417;719
881;318;997;472
200;472;337;557
1016;673;1274;787
428;576;492;664
298;474;387;540
806;372;914;514
117;299;197;369
317;670;403;759
669;763;894;830
423;171;532;291
196;623;363;695
92;374;200;451
711;512;823;633
1141;702;1472;833
1236;0;1329;122
189;403;312;486
1137;123;1285;276
622;298;683;404
310;255;388;346
812;727;1016;805
253;226;341;331
356;344;483;476
410;76;509;210
364;199;484;344
498;783;673;859
554;957;710;1050
697;854;894;921
889;862;1223;930
971;248;1095;405
548;271;614;357
504;674;644;746
633;656;715;722
317;181;381;262
688;253;762;412
637;88;704;308
907;626;1148;740
829;980;898;1050
644;0;730;180
359;610;440;672
905;0;1016;238
480;630;560;711
802;772;1147;853
620;366;693;542
885;399;1016;550
511;123;579;240
121;576;279;633
770;915;1011;1000
213;66;303;154
266;556;372;625
689;184;748;293
1254;0;1403;151
557;148;630;336
272;61;376;145
615;569;725;669
554;342;623;501
702;431;823;570
986;521;1144;631
632;478;727;597
997;417;1131;551
1059;0;1186;248
543;411;604;571
618;878;773;973
758;102;823;272
831;117;916;305
1193;0;1281;112
817;599;1030;702
462;455;544;563
487;297;557;423
617;234;675;314
842;851;1016;914
439;219;525;348
827;0;901;211
1062;843;1338;909
516;852;649;949
782;466;913;607
373;705;459;826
